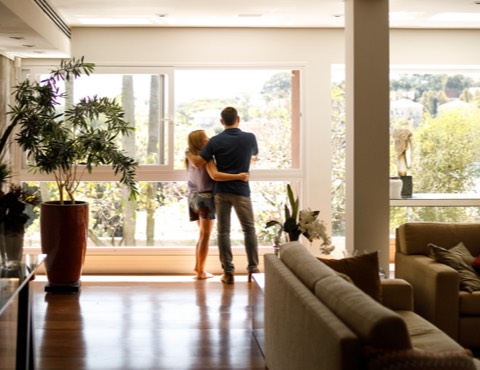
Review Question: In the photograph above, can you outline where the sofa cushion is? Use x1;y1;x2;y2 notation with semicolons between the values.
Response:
314;275;411;350
460;291;480;315
280;242;336;291
396;310;465;352
364;347;476;370
318;251;382;302
397;222;480;256
430;242;480;292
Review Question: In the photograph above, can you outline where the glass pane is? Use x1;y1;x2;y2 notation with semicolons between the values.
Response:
331;66;480;236
23;181;295;249
390;71;480;195
331;74;346;237
390;206;480;235
174;69;300;170
39;73;170;166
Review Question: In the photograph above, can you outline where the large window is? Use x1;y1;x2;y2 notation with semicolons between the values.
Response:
389;68;480;232
18;66;302;249
331;65;480;236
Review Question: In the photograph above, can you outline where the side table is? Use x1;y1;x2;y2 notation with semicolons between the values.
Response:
0;254;46;370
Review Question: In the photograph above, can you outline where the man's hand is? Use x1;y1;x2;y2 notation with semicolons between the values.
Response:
239;172;249;182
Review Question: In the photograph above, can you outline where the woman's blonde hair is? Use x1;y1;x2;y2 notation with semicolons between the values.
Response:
185;129;207;168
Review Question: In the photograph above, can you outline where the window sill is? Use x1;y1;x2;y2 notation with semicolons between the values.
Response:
390;193;480;207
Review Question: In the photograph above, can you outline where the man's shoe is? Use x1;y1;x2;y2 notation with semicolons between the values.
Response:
221;273;234;284
248;268;261;282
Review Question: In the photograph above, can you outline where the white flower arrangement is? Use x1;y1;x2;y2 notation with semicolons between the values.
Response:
298;209;335;255
266;185;335;255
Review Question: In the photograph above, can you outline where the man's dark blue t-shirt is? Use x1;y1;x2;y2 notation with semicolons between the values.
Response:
200;128;258;197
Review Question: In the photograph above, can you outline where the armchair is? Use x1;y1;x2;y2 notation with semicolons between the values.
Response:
395;222;480;349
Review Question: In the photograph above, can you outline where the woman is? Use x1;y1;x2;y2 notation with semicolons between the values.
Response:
185;130;249;280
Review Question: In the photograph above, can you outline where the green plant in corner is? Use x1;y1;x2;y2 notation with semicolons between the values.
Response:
6;56;139;204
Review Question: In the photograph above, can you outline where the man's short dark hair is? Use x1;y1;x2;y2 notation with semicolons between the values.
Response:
221;107;238;126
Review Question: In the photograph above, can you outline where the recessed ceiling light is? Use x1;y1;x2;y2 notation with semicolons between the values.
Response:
156;14;168;18
78;18;152;25
430;12;480;22
9;36;25;40
22;45;35;48
238;14;263;18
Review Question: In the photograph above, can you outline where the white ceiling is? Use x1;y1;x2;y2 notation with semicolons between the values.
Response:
49;0;480;29
1;0;480;58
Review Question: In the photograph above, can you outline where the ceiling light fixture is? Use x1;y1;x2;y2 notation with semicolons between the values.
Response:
430;12;480;22
78;18;152;25
238;14;263;17
9;36;25;40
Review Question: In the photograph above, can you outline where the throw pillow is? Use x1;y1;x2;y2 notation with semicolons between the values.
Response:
364;347;476;370
318;251;382;302
430;242;480;293
472;255;480;275
335;271;354;284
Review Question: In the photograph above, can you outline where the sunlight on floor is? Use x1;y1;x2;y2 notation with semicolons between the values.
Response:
34;274;250;283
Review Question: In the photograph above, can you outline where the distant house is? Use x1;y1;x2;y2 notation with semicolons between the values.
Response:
193;109;221;128
390;98;423;127
438;99;475;114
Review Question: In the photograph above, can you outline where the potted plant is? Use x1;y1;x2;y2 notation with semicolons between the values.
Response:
0;115;39;270
266;184;334;255
0;183;39;269
7;57;139;291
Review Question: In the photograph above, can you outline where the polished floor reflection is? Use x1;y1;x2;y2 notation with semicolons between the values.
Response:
30;275;265;370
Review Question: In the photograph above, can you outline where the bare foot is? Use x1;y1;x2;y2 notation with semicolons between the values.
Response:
196;272;214;280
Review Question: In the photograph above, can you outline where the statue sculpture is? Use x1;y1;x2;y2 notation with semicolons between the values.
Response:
392;128;412;177
392;128;413;197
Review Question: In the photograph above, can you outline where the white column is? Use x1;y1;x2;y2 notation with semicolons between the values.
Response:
345;0;390;271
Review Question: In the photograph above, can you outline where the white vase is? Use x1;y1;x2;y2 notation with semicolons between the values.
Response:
0;224;24;269
390;177;403;199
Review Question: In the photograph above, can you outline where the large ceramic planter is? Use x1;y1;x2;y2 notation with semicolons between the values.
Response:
40;201;88;292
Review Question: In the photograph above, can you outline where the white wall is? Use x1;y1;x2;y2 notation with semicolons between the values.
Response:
391;29;480;64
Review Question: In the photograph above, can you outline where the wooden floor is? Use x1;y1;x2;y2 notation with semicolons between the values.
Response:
1;275;266;370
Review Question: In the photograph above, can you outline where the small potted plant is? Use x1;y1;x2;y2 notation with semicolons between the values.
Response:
7;57;139;291
0;183;39;269
0;122;39;269
266;184;333;255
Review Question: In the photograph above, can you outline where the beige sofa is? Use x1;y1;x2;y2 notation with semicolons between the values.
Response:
264;241;480;370
395;221;480;349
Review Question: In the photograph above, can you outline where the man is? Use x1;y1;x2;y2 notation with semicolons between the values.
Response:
187;106;259;284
